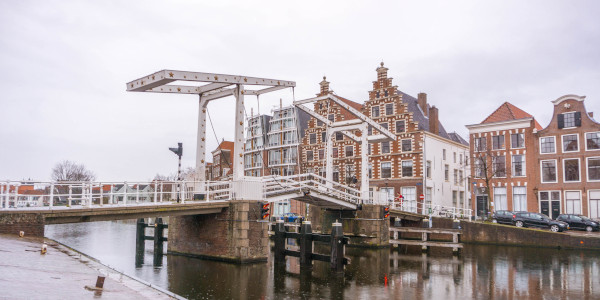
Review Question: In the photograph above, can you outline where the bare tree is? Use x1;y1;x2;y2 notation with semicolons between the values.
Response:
472;140;506;217
51;160;96;182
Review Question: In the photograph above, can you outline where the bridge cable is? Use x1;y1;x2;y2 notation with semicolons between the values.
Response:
206;107;233;173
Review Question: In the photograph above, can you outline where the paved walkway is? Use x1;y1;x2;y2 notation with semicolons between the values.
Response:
0;234;178;300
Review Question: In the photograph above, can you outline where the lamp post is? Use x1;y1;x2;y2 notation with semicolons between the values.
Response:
169;143;183;203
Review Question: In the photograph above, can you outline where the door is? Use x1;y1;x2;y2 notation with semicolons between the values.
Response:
477;195;488;218
551;200;560;219
541;201;550;218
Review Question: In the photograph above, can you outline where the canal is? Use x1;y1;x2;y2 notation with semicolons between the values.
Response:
46;220;600;299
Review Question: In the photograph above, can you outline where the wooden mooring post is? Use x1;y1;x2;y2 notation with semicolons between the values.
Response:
273;220;349;271
135;218;168;266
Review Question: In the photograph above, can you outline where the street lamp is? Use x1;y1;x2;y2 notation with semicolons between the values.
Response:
169;143;183;203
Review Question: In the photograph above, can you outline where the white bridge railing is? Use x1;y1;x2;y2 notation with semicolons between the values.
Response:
369;191;472;219
0;174;362;210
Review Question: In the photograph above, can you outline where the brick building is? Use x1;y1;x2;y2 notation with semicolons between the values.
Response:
208;140;234;181
466;102;542;217
300;63;469;213
535;95;600;219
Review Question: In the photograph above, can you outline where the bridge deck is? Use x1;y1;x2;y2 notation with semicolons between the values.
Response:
3;201;230;224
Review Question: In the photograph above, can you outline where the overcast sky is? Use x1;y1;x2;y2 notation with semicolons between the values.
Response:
1;0;599;182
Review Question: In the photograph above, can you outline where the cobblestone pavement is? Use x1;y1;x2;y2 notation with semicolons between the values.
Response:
0;234;178;300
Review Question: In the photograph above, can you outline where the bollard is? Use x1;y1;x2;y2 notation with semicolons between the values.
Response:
19;231;24;237
330;221;344;272
299;221;313;266
41;243;47;254
422;218;429;228
274;219;286;262
453;219;460;229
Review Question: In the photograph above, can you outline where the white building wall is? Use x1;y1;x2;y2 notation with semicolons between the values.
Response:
423;133;470;211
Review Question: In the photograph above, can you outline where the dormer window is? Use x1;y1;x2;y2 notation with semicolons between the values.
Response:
558;112;581;129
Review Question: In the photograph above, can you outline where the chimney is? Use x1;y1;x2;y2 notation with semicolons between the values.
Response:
429;106;439;135
319;76;330;95
418;93;428;116
376;61;388;80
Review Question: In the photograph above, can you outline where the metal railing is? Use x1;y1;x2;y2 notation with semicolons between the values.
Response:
368;190;472;219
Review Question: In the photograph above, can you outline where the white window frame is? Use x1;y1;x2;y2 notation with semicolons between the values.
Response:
381;161;392;179
561;134;579;153
426;160;431;179
493;187;507;211
512;186;527;212
563;158;581;183
510;133;525;149
538;190;562;216
511;154;526;177
540;159;558;183
401;139;412;152
345;145;354;157
564;190;582;214
539;136;556;154
492;135;505;150
585;131;600;151
562;112;576;129
588;157;600;182
371;106;380;118
589;189;600;219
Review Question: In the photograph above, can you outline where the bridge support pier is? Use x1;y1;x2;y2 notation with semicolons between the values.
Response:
308;204;389;248
167;200;269;263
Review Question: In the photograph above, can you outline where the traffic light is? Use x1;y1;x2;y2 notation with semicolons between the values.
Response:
260;202;270;220
383;206;390;219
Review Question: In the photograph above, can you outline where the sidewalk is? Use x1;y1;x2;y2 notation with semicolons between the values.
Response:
0;234;179;300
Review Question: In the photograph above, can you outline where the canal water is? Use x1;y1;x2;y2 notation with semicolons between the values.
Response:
46;221;600;299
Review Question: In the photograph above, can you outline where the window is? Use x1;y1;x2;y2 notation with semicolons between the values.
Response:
309;133;316;144
381;162;391;178
492;135;505;150
385;103;393;115
513;186;527;211
401;139;412;152
333;166;339;182
319;149;325;160
306;151;313;161
474;137;486;152
587;132;600;150
345;145;353;157
401;187;417;213
453;169;458;184
564;158;580;182
511;133;525;148
381;141;390;154
321;132;326;143
541;160;557;182
332;147;338;158
590;190;600;219
562;134;579;152
459;170;464;183
494;187;507;210
368;144;371;155
459;154;463;164
474;159;484;178
453;152;457;163
379;122;388;130
426;188;432;207
426;161;431;178
559;112;578;128
372;106;380;117
452;191;458;207
402;161;413;177
368;126;372;136
460;191;465;207
589;157;600;181
443;149;447;160
492;156;506;177
396;121;405;133
328;114;334;122
368;163;373;179
336;132;343;141
444;165;449;181
540;136;556;154
512;155;525;177
565;191;581;214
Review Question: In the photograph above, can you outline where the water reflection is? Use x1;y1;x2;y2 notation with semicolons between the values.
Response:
46;221;600;299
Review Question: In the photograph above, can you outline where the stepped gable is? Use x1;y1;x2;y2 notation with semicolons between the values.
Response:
482;101;542;129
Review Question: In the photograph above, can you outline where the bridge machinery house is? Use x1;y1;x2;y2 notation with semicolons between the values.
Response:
535;95;600;219
300;63;470;214
466;102;542;218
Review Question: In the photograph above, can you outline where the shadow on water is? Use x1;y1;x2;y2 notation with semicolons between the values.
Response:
47;221;600;299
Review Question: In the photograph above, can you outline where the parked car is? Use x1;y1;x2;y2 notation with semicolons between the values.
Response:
512;212;569;232
492;210;515;224
556;214;599;232
276;213;304;223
